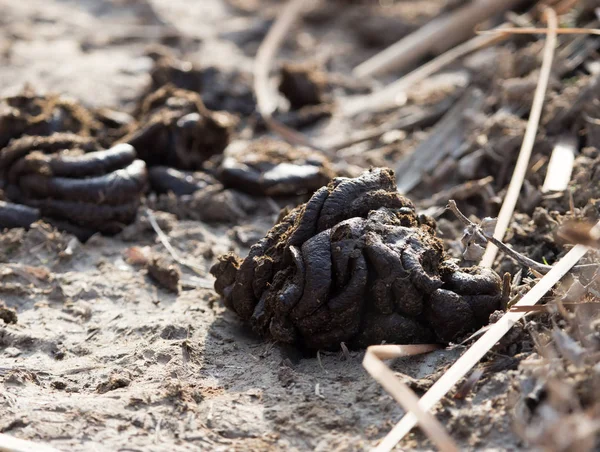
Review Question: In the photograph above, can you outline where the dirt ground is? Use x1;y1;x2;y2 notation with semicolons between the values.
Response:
1;0;599;451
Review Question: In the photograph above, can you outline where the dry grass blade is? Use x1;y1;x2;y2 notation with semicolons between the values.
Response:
352;0;527;78
253;0;322;150
0;433;63;452
362;345;460;452
480;8;558;268
373;225;598;452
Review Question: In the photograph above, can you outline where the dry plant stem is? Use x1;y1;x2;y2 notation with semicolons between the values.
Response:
0;433;63;452
341;28;508;116
253;0;323;151
478;27;600;36
352;0;527;78
447;200;553;273
480;8;558;268
362;345;460;452
374;224;598;452
145;208;204;276
318;98;452;151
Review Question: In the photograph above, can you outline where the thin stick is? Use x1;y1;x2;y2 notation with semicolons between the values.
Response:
0;433;64;452
363;345;458;452
145;208;204;276
352;0;527;78
374;224;597;452
341;28;508;116
447;200;597;274
478;27;600;36
447;200;552;273
480;8;558;268
253;0;323;151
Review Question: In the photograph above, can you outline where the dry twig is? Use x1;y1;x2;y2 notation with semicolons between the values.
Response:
253;0;323;151
478;27;600;36
480;8;559;268
341;31;508;116
395;89;485;193
353;0;527;78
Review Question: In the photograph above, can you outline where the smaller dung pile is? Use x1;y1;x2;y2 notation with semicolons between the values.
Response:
0;133;147;237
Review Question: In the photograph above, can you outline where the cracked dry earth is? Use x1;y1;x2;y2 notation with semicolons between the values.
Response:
0;0;533;451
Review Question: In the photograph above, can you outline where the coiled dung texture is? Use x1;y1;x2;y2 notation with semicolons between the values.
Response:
211;168;502;350
0;133;147;235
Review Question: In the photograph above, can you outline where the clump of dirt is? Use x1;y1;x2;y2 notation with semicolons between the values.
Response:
147;254;181;293
211;168;502;350
0;134;147;237
216;137;334;196
279;62;326;110
124;85;237;170
0;300;17;324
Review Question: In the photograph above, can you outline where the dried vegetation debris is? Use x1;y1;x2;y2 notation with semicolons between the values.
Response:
512;305;600;451
212;168;503;350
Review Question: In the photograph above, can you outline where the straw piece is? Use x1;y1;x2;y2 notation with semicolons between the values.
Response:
480;8;558;268
0;433;63;452
363;345;458;452
542;136;577;192
254;0;304;117
352;0;527;78
374;222;598;451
